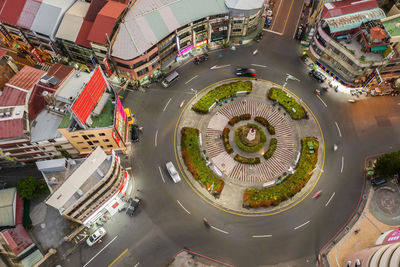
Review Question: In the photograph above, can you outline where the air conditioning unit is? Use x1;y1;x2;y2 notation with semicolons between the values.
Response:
0;113;5;117
5;112;11;116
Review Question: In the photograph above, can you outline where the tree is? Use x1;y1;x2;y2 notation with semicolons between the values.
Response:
17;176;48;200
374;151;400;177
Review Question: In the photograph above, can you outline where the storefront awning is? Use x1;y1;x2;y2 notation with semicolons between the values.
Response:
370;45;388;52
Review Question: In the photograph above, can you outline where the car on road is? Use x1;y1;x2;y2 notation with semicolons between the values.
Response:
131;124;139;142
86;227;106;246
236;68;257;77
165;161;181;183
126;197;140;216
309;70;326;83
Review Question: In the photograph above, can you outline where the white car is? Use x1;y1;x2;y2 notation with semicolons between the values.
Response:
166;161;181;183
86;227;106;246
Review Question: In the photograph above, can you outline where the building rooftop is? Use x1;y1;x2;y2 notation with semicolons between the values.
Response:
54;70;92;104
55;1;90;43
30;0;76;41
0;187;16;227
17;0;42;29
112;0;229;60
0;119;24;140
30;110;63;143
322;0;379;19
44;147;111;212
6;66;45;92
382;14;400;43
75;20;94;48
0;0;27;26
87;1;127;45
225;0;263;10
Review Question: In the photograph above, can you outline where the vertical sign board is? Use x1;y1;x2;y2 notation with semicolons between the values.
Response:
115;98;127;143
103;58;112;76
0;24;12;42
31;48;44;63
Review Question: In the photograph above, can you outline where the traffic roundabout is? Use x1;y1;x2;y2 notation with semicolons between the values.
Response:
175;78;325;215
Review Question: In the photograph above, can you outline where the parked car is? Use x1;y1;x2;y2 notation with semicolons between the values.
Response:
161;71;179;88
131;124;139;142
126;197;140;216
236;68;257;77
86;227;106;246
309;70;326;83
165;161;181;183
295;25;304;40
193;54;208;64
371;177;387;187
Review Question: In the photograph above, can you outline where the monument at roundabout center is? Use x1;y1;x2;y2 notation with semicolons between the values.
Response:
176;79;323;214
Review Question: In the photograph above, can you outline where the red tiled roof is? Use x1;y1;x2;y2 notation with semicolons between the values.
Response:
322;0;379;19
0;0;27;26
87;1;126;44
28;83;56;121
85;0;108;22
0;119;24;139
17;0;42;29
0;47;6;59
0;86;26;106
75;20;93;48
7;66;45;92
1;224;34;256
71;68;107;125
46;63;74;89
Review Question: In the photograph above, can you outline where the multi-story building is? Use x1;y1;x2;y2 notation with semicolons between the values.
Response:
308;0;391;87
57;67;129;155
37;147;134;225
0;48;19;89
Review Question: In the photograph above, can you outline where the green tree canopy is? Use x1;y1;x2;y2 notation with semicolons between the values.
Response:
374;151;400;177
17;176;48;200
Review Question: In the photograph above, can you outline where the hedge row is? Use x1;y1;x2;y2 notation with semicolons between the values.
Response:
192;81;252;113
222;128;233;154
234;154;260;164
228;113;251;126
263;138;277;159
267;88;306;120
181;127;224;196
254;116;275;135
243;137;318;208
234;123;266;153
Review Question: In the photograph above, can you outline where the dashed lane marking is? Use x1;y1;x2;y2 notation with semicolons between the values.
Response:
158;166;165;183
185;75;198;84
294;220;310;230
325;192;335;207
211;226;229;234
316;95;327;107
163;98;172;112
177;200;191;214
84;236;118;267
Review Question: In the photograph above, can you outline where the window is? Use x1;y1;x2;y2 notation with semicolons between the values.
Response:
87;141;93;145
72;136;79;138
99;133;106;136
88;134;95;138
77;142;84;144
103;139;110;142
179;31;191;40
82;147;89;150
91;146;95;150
107;145;113;148
152;61;160;69
194;25;205;32
234;20;243;24
232;29;242;33
149;52;158;61
133;59;147;69
93;140;100;144
117;62;130;69
136;67;149;76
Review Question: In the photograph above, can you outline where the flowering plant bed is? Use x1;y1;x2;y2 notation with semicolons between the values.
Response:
254;116;275;135
234;154;260;164
267;88;306;120
181;127;224;196
228;114;251;126
222;128;233;154
243;137;318;208
192;81;252;113
234;123;266;153
263;138;277;159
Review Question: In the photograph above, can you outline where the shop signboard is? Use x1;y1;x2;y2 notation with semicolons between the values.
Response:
178;44;194;56
31;48;44;63
115;98;127;143
0;24;12;42
110;149;120;163
91;55;98;66
103;58;112;76
384;228;400;244
112;130;120;147
362;70;375;88
176;36;180;53
118;171;128;194
374;68;382;85
195;40;207;48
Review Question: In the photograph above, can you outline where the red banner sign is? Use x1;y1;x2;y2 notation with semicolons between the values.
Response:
31;48;44;63
103;58;112;76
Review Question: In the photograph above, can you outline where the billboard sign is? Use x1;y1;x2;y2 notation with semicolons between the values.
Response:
384;228;400;244
115;98;127;142
103;58;112;76
31;48;44;63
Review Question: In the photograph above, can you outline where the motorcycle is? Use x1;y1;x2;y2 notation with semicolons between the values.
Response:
252;49;259;56
333;144;338;152
203;218;210;227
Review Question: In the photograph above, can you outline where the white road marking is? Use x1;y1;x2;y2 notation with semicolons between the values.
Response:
185;75;198;84
251;64;267;68
263;28;283;35
83;236;118;267
316;95;327;107
341;156;344;173
177;200;191;214
335;121;342;137
325;192;335;207
211;226;229;234
158;166;165;183
155;130;158;147
252;234;272;238
134;263;139;267
163;98;172;112
210;64;231;70
294;220;310;230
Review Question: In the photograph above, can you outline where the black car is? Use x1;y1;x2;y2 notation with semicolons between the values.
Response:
193;54;208;64
371;177;387;187
126;197;140;216
131;124;139;142
236;68;257;77
309;70;326;83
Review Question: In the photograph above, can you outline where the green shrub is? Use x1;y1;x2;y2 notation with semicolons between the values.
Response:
222;128;233;154
234;154;260;164
243;137;318;208
263;138;277;159
181;127;224;196
192;81;252;113
254;116;275;135
267;88;306;120
22;199;32;230
234;123;266;153
17;176;49;200
228;113;251;126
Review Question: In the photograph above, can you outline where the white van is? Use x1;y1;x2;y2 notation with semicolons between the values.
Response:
161;71;179;88
165;161;181;183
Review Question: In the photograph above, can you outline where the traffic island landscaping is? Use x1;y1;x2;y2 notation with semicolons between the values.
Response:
181;127;224;196
192;81;252;113
243;137;319;208
267;88;307;120
228;113;251;126
263;138;277;159
254;116;275;135
222;128;233;154
234;123;266;153
234;154;260;164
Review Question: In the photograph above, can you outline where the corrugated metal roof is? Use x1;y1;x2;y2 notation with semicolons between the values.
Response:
324;8;386;33
84;0;107;22
6;66;45;92
0;0;27;26
75;20;93;48
0;188;16;227
87;1;126;45
30;0;76;41
0;86;26;106
112;0;228;60
0;47;7;59
225;0;263;10
56;1;89;42
322;0;378;19
0;119;24;139
17;0;42;29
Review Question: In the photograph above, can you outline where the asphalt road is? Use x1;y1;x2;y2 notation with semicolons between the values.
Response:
59;33;400;267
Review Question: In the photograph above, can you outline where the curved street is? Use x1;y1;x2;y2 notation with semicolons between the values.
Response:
64;32;400;267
